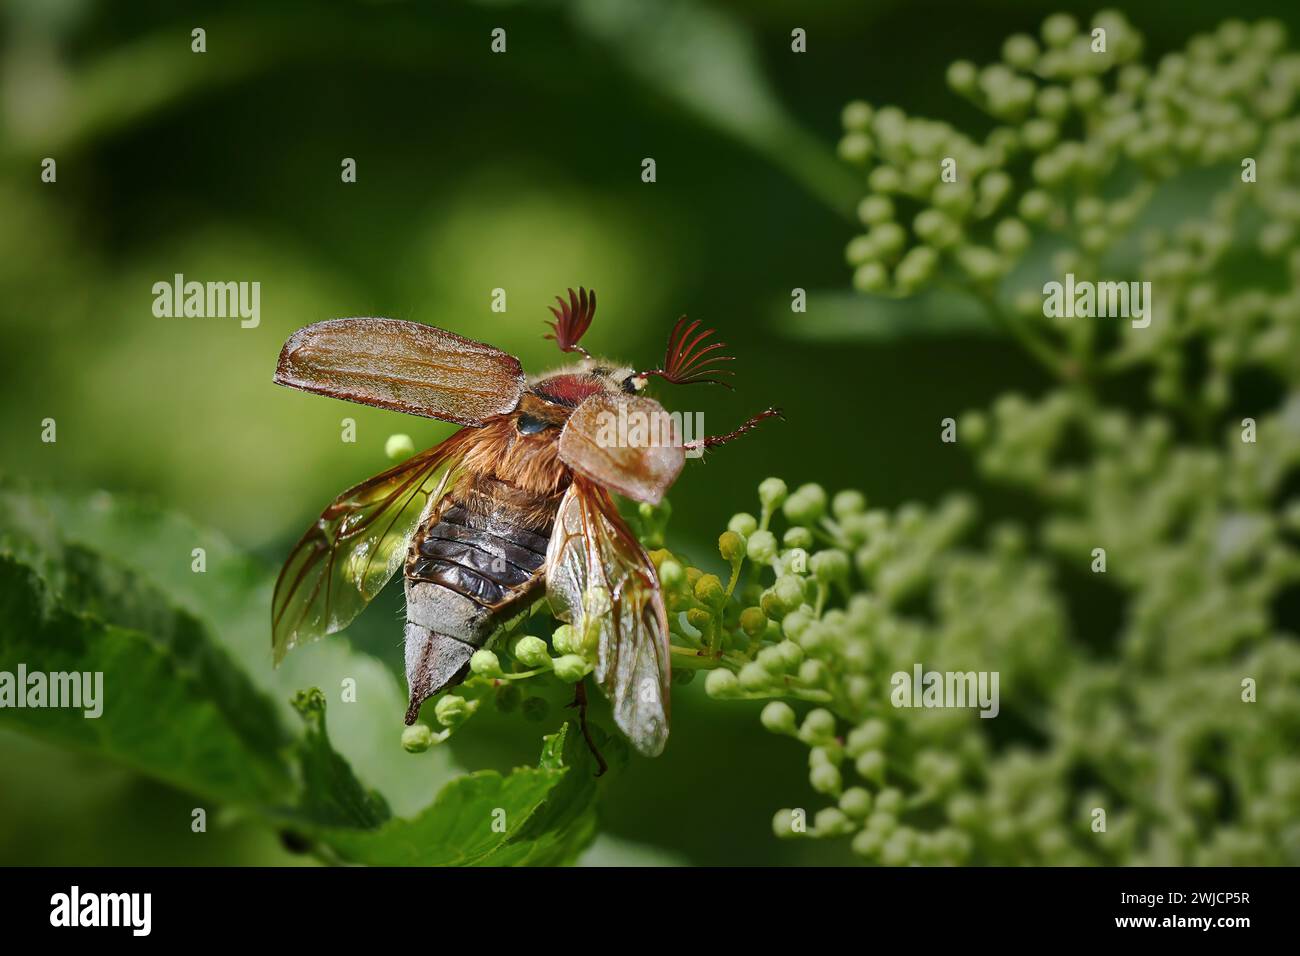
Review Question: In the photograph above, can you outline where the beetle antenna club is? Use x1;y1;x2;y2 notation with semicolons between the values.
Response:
544;286;596;359
642;315;736;389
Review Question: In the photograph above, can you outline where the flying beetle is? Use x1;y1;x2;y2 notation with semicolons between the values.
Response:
271;289;780;758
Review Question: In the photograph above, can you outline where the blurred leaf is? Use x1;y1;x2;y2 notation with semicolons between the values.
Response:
35;485;459;816
570;0;858;216
576;832;690;867
313;722;616;866
0;553;292;804
2;21;264;156
774;289;996;342
1;12;443;157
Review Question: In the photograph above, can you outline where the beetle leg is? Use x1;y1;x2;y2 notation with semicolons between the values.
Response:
567;680;608;777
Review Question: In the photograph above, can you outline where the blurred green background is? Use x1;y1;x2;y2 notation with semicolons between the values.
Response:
2;0;1298;865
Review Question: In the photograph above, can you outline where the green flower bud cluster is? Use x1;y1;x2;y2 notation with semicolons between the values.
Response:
813;14;1300;864
840;10;1300;352
667;475;1082;864
401;614;600;749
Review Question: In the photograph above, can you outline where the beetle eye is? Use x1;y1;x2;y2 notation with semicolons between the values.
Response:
621;375;642;394
516;413;553;435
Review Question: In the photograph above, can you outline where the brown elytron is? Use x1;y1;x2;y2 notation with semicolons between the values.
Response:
272;288;779;756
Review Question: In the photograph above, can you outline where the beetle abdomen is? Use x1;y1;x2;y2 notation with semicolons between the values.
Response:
402;498;558;723
409;503;550;609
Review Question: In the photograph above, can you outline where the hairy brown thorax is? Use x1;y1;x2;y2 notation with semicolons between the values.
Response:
455;415;568;514
448;362;638;521
404;362;637;652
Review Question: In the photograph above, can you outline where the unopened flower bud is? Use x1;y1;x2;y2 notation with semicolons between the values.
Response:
810;549;851;583
853;262;889;293
875;788;904;814
850;718;889;753
947;60;978;94
740;606;768;637
728;512;759;537
842;100;874;132
800;707;837;741
552;654;591;683
718;530;746;563
772;808;803;839
658;560;684;589
810;763;843;796
857;195;894;226
757;646;788;676
739;662;770;691
783;484;828;525
761;701;797;734
435;694;473;728
385;433;415;461
705;668;740;698
816;808;850;835
852;829;883;858
783;526;814;550
838;132;874;165
551;624;580;655
760;589;787;621
758;477;789;511
799;659;827;686
774;574;805;608
839;787;873;818
469;648;503;677
746;530;779;565
694;573;726;608
514;636;552;669
777;640;804;670
855;749;886;782
782;608;813;641
831;489;866;519
401;723;434;753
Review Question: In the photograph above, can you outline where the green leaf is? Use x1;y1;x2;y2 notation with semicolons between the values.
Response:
0;484;621;865
24;484;459;816
287;687;390;830
0;553;292;805
65;543;291;753
483;723;628;866
312;722;619;866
